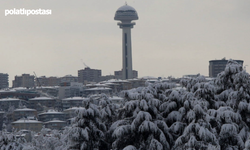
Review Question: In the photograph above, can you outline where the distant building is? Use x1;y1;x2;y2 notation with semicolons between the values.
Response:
78;67;101;83
58;82;84;99
38;110;66;122
0;88;39;100
12;118;43;132
28;97;56;112
44;120;67;130
97;75;116;82
36;76;60;86
62;97;86;110
0;98;28;111
0;73;9;89
209;58;243;77
13;74;35;88
83;87;112;97
64;107;84;120
60;75;78;83
13;108;37;121
114;70;138;79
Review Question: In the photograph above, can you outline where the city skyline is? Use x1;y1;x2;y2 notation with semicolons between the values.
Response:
1;1;250;86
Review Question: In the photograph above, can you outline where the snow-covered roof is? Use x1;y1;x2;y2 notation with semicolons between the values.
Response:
109;96;123;100
140;76;157;80
86;83;108;87
62;97;85;101
85;87;111;91
12;119;42;124
38;110;64;115
103;82;119;85
104;79;129;83
0;98;21;101
45;120;66;124
64;107;85;111
35;86;59;89
14;108;36;112
29;97;54;100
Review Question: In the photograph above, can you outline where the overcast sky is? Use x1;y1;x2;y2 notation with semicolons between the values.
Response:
1;0;250;85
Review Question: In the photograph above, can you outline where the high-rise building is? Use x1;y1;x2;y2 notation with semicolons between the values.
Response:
78;67;101;83
114;4;138;79
0;73;9;89
12;74;35;88
209;58;243;77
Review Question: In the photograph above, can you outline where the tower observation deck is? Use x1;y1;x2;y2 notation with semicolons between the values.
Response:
114;4;138;80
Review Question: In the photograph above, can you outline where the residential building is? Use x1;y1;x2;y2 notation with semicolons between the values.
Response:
12;74;35;88
38;110;66;122
97;75;115;82
0;88;39;100
28;97;56;112
64;107;84;119
12;118;43;132
58;82;84;99
83;87;112;97
62;97;86;110
0;73;9;89
209;58;243;77
60;75;78;83
44;120;67;130
78;67;101;83
0;98;28;111
36;76;60;86
13;108;37;121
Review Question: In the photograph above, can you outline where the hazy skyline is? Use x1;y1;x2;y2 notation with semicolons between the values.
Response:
1;0;250;85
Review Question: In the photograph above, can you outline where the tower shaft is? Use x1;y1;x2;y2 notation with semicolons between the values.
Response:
120;23;134;79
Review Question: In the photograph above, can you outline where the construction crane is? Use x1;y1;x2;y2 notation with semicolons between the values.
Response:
81;59;90;69
33;71;42;87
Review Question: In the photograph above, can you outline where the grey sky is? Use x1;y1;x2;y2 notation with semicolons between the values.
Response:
1;0;250;85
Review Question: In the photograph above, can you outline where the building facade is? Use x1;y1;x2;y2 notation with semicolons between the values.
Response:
36;76;60;86
78;67;101;83
209;58;243;77
13;74;35;88
0;73;9;89
62;97;86;110
114;70;138;79
28;97;56;112
13;108;37;121
38;110;66;122
12;119;43;132
60;75;78;83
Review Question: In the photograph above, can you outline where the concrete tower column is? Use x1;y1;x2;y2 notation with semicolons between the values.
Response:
121;24;134;79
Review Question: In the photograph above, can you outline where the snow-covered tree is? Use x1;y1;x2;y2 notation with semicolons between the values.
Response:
68;97;106;150
111;83;175;149
0;129;25;150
